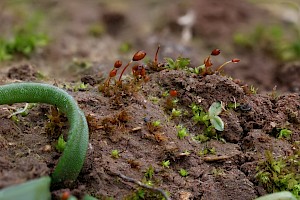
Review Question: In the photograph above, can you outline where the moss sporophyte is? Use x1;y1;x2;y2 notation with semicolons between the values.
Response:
0;83;89;183
101;50;148;94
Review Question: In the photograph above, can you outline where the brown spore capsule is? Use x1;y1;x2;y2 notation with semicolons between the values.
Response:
114;60;122;68
132;50;146;61
211;49;221;56
231;58;240;63
169;90;178;97
109;69;117;77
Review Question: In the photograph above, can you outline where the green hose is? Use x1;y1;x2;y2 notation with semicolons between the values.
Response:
0;82;89;183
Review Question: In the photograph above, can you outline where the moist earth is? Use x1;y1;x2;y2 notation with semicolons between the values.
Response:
0;66;299;200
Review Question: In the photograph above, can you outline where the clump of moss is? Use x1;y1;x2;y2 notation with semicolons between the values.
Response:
0;15;48;61
255;149;300;198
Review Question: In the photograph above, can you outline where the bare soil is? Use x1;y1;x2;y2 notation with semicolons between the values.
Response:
1;0;300;200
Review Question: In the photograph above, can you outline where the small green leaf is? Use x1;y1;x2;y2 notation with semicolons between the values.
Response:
111;149;120;159
165;58;176;69
278;129;292;139
208;102;222;117
177;57;190;69
162;160;170;168
210;116;224;131
179;168;189;177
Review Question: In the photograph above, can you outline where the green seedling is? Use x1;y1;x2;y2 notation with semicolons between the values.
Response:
191;103;208;124
56;134;66;153
191;102;225;143
172;98;179;105
191;102;224;131
177;125;188;140
146;120;162;133
226;101;240;110
10;115;19;123
162;90;169;97
73;82;88;92
179;169;189;177
198;147;216;156
250;85;258;94
180;150;191;157
144;165;155;180
0;83;89;183
171;108;182;118
165;57;190;70
152;120;161;127
111;149;120;159
148;96;160;104
161;160;170;168
188;64;204;74
278;128;292;139
208;102;224;131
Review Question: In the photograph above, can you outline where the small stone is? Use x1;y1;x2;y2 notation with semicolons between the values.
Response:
43;145;52;152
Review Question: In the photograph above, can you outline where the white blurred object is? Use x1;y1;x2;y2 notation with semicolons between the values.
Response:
177;10;195;43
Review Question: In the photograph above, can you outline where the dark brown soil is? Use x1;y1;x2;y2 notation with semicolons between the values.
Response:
1;65;299;199
1;0;300;200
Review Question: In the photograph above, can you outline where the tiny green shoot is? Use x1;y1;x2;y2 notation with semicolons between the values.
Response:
152;120;161;127
162;91;169;97
250;85;258;94
191;102;224;132
74;82;88;92
188;64;205;74
171;108;182;118
149;96;160;104
165;57;190;70
111;149;120;159
161;160;170;168
179;169;189;177
208;102;224;131
56;134;66;153
278;128;292;139
144;165;154;180
177;125;188;140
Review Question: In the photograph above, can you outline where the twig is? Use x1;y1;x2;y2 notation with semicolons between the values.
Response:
203;155;231;162
107;170;171;200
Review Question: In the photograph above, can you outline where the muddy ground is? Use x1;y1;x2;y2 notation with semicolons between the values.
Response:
1;0;300;200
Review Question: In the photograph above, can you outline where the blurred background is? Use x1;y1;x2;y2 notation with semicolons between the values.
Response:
1;0;300;92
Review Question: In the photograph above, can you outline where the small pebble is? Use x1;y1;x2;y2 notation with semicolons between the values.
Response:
43;144;52;152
